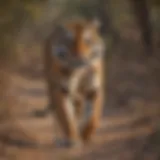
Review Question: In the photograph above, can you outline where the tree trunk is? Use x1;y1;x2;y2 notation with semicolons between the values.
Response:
130;0;153;55
97;0;119;42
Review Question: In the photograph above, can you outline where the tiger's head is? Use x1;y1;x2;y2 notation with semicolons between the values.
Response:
50;19;105;69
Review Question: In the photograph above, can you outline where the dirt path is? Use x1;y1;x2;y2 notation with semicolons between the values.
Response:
3;74;159;160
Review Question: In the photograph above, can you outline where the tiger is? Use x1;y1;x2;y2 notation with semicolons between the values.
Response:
44;18;105;148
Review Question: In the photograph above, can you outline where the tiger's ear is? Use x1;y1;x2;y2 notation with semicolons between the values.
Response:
91;18;101;29
54;24;70;37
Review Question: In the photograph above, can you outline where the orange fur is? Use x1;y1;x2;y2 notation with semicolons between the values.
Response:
44;19;105;147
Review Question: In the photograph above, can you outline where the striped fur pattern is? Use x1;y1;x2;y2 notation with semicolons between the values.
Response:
45;18;105;147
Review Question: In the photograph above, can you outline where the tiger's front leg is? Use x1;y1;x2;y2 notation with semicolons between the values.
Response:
53;89;82;148
80;63;104;143
81;89;103;143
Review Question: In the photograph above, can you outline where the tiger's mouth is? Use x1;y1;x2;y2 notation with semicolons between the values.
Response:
61;53;100;70
69;52;102;68
59;59;89;77
70;58;88;68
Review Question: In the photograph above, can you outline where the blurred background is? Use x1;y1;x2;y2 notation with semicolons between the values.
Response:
0;0;160;160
